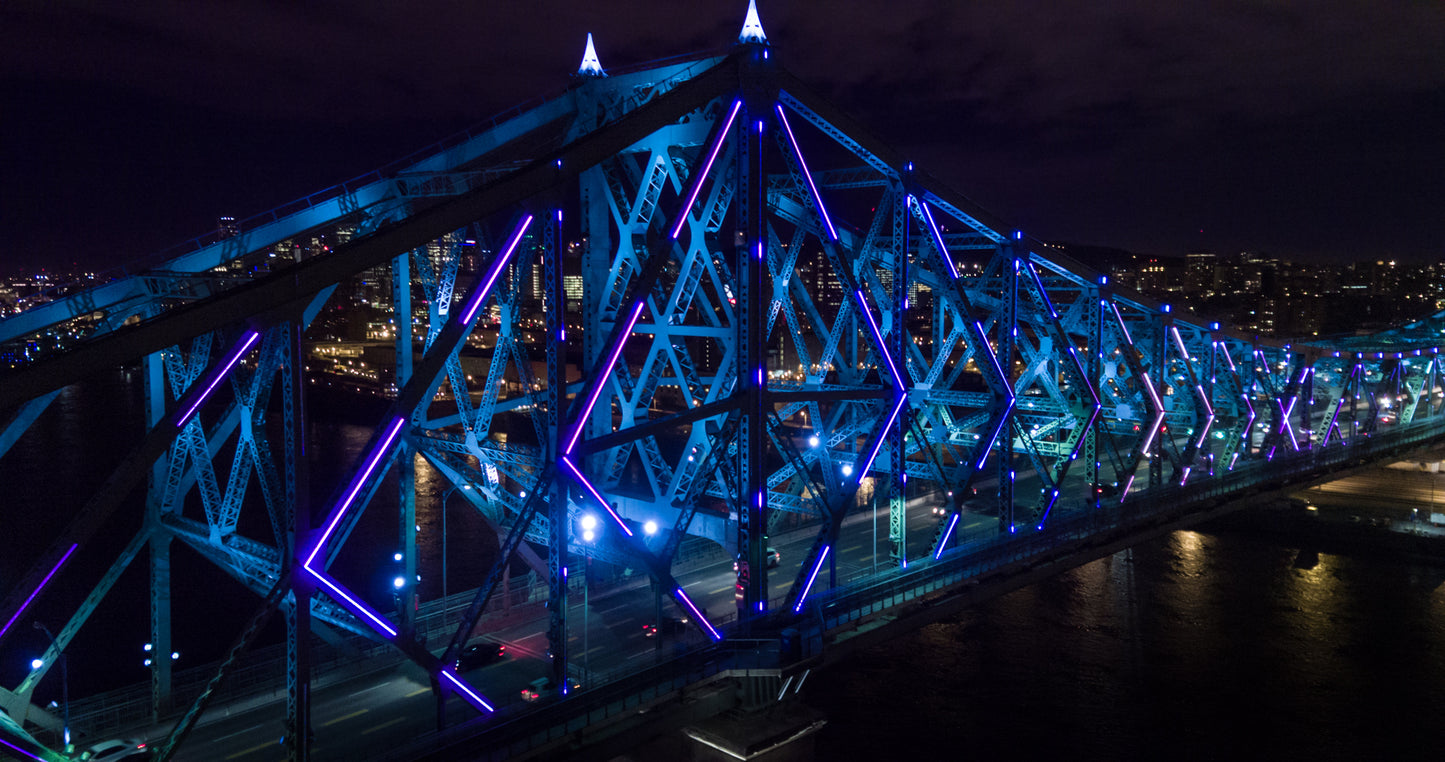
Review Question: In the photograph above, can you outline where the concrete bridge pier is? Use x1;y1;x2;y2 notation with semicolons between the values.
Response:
679;676;827;762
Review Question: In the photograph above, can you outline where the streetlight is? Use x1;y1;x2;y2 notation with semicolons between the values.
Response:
32;621;68;750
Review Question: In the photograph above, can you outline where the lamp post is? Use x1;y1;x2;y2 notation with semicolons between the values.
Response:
32;621;68;750
579;513;599;683
440;484;471;600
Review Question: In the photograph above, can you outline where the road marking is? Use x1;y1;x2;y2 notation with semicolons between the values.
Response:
587;645;607;656
362;717;408;735
404;686;430;698
709;585;732;595
349;680;392;697
224;741;277;759
214;723;263;742
598;603;632;615
322;709;368;726
840;543;863;553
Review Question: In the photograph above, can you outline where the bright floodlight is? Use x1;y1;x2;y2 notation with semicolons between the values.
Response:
644;520;659;536
582;529;596;543
29;658;43;670
580;514;598;531
392;552;403;562
392;576;406;590
808;435;820;447
170;651;180;660
841;463;854;476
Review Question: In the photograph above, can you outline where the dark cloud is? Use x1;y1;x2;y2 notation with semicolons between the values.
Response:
2;0;1442;267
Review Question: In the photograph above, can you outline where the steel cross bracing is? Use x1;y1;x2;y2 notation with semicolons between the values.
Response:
4;32;1445;762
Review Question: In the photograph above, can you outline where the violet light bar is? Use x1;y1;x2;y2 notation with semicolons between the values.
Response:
176;330;261;427
458;214;534;325
563;299;646;455
670;99;741;240
0;543;78;643
774;103;838;242
792;545;831;614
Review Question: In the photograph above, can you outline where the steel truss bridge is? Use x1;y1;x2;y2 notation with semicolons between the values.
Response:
4;10;1445;762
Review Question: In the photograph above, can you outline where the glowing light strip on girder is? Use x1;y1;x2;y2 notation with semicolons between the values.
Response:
441;669;496;712
1026;263;1059;319
0;736;45;762
0;543;79;643
674;587;722;641
670;99;742;240
857;394;907;483
304;566;398;638
304;417;406;569
1036;489;1060;530
1119;474;1137;503
563;299;647;455
1138;372;1167;457
458;214;534;325
934;514;960;560
775;104;838;241
855;290;904;387
1281;395;1300;451
559;456;635;537
176;330;261;427
1194;385;1215;449
1109;303;1136;347
792;545;831;613
916;198;959;279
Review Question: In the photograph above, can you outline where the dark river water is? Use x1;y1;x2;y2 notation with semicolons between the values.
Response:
810;528;1445;761
5;370;1445;761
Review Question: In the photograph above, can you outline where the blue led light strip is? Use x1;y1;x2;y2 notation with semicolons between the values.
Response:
0;543;79;642
458;214;534;325
176;330;261;427
304;567;397;638
934;514;960;560
857;395;907;483
559;456;635;537
775;104;838;241
0;736;45;762
563;299;646;455
1037;489;1060;529
1026;263;1059;319
670;99;742;240
441;669;496;712
916;198;959;279
674;587;722;641
793;546;831;613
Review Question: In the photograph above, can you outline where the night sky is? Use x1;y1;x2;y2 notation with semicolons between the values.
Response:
3;1;1443;273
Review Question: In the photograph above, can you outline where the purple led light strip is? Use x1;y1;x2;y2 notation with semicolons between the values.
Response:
1119;474;1137;503
857;395;906;483
774;104;838;241
458;214;534;325
1194;384;1215;448
674;587;721;641
1110;303;1136;347
792;545;831;613
670;100;742;240
855;290;903;387
176;330;261;427
563;299;646;455
1138;372;1167;457
917;199;959;279
1037;489;1060;528
305;417;405;569
559;456;635;537
0;543;79;642
304;567;397;638
0;736;45;762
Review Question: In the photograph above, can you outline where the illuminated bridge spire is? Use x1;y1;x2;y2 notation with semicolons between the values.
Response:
577;32;605;77
739;0;767;44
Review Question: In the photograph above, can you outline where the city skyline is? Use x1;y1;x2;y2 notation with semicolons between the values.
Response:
2;1;1443;272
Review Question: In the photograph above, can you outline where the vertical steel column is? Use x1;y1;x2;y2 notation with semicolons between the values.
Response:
285;319;312;762
144;347;173;722
888;191;908;564
737;85;767;628
1148;314;1166;487
545;206;569;689
393;253;418;639
1087;282;1102;506
998;248;1017;531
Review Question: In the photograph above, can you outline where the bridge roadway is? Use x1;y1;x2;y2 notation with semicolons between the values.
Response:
78;418;1441;762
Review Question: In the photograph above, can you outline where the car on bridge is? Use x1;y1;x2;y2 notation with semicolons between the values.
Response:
643;617;690;638
455;640;507;671
79;739;152;760
521;676;581;702
732;547;780;572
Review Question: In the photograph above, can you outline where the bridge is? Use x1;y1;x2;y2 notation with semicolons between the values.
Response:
4;5;1445;760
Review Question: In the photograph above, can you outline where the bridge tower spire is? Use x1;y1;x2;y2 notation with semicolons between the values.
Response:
577;32;605;78
738;0;768;44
